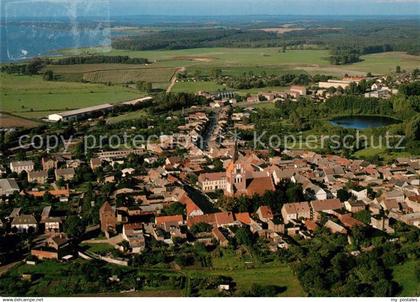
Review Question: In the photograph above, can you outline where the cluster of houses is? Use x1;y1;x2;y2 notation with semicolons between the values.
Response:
240;75;406;104
1;142;419;264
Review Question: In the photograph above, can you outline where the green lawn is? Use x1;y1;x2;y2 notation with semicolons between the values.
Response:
106;110;149;124
80;243;115;254
0;73;142;118
187;264;304;297
393;259;420;297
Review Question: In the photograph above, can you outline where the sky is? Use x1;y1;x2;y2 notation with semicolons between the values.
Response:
1;0;420;17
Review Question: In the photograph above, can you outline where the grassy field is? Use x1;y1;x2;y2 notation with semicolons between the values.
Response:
392;259;420;297
63;47;420;76
0;73;142;118
106;110;149;124
171;81;226;93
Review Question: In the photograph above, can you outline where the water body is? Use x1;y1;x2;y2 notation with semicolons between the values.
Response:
0;20;111;62
330;116;399;129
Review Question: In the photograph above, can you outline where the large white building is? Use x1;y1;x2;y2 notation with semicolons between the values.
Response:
48;103;114;122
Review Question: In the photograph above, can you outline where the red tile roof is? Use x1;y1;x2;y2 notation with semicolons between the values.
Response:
155;215;183;225
258;206;274;220
246;176;275;196
214;212;235;226
235;212;251;224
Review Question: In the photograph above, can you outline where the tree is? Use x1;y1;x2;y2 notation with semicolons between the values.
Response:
43;70;54;81
235;227;254;246
337;189;351;201
64;215;86;239
396;65;401;73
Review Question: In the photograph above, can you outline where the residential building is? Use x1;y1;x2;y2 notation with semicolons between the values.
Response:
198;172;227;192
0;178;19;196
55;168;75;181
28;170;48;184
11;215;38;232
256;206;274;222
10;160;34;174
281;202;311;224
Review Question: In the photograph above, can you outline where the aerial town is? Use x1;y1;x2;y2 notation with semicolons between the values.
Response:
1;4;419;297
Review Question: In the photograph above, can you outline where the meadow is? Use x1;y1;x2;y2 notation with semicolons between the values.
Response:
0;73;142;118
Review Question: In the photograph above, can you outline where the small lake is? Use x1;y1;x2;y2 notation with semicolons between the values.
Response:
330;116;399;129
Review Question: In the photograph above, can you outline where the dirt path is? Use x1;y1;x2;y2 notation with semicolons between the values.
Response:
0;261;21;276
166;67;186;93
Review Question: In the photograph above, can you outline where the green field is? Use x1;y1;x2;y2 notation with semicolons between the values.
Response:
106;110;149;124
171;81;226;93
0;73;143;118
392;259;420;297
63;47;420;76
47;64;175;85
2;48;419;119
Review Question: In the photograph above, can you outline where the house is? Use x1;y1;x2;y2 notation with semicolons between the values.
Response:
90;158;102;170
0;178;19;196
11;215;38;233
41;157;58;170
198;172;227;192
383;190;405;203
256;206;274;222
344;200;366;213
405;195;420;212
31;233;71;260
214;212;235;227
99;202;117;234
281;202;311;224
10;160;34;174
28;170;48;184
55;168;75;181
48;103;114;122
44;217;62;233
350;189;368;200
310;199;343;221
400;212;420;228
338;214;364;229
325;220;347;234
155;215;184;231
234;212;251;225
381;199;400;211
122;223;146;253
289;85;307;98
212;227;229;247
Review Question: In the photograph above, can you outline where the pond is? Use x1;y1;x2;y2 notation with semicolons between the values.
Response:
329;116;399;129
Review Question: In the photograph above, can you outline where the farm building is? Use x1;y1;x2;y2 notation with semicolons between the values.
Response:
48;103;114;122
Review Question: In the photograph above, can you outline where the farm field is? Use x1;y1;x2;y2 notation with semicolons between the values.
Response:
47;64;176;85
0;73;142;118
0;112;41;128
62;47;420;76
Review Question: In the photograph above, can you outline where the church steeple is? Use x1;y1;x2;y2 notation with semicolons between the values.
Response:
233;139;239;162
